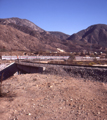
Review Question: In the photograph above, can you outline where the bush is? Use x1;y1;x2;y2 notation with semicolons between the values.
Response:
88;62;96;66
68;54;75;61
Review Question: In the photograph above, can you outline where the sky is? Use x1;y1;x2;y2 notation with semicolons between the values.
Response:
0;0;107;35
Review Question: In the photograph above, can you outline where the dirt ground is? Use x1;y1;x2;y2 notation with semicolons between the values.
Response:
0;73;107;120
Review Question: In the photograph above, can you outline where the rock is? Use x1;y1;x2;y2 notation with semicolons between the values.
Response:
98;112;100;114
28;113;31;115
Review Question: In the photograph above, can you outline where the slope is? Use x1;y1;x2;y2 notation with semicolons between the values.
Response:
0;24;56;51
67;24;107;51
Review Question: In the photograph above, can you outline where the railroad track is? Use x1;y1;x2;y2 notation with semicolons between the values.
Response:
15;60;107;69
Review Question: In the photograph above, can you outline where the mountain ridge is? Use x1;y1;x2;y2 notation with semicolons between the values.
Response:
0;17;45;32
49;31;70;40
0;18;70;52
0;17;107;52
67;24;107;52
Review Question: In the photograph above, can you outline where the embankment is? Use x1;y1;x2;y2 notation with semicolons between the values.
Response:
1;61;107;82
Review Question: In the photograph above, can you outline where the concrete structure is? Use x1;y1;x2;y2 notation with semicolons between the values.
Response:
15;60;107;82
0;60;107;82
0;63;18;80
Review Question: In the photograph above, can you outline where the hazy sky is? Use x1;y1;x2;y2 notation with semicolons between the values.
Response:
0;0;107;35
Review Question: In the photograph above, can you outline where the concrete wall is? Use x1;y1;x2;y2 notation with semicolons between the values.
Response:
0;63;18;80
17;64;43;73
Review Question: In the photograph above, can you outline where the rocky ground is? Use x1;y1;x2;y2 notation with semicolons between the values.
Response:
0;73;107;120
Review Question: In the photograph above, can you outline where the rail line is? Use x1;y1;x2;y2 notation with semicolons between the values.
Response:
15;60;107;69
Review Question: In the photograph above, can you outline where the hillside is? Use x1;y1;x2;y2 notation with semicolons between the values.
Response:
0;18;70;52
0;17;44;32
67;24;107;52
0;17;107;52
49;31;70;40
0;24;56;51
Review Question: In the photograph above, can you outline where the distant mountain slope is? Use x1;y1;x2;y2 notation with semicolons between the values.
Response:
0;24;70;52
67;24;107;51
49;31;70;40
0;18;70;52
0;17;107;52
0;17;44;32
0;24;56;51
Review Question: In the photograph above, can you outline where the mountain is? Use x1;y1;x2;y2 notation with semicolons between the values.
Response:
0;17;44;32
67;24;107;52
49;31;70;40
0;17;107;52
0;18;70;52
0;24;57;51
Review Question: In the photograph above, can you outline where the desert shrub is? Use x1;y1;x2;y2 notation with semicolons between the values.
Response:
67;54;75;62
93;59;102;64
88;62;96;66
97;61;101;64
90;54;96;57
76;61;83;65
